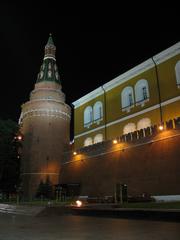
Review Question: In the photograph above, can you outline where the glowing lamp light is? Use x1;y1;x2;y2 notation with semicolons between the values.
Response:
17;135;22;140
113;139;118;144
76;200;82;207
159;125;164;131
73;151;77;155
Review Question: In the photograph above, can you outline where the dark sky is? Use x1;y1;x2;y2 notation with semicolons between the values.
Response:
0;3;179;127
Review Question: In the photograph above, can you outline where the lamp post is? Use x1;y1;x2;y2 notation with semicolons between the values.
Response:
16;185;22;205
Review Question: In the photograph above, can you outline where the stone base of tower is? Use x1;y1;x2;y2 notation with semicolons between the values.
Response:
22;173;59;200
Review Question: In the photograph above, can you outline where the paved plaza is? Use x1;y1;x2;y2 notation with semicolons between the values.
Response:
0;213;180;240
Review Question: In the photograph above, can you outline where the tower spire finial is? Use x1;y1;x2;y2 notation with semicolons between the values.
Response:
44;34;56;60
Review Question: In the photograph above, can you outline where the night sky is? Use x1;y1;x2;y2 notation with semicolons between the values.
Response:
0;3;179;137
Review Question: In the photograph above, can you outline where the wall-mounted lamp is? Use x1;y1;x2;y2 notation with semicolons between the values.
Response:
113;139;118;144
73;151;77;155
158;125;164;131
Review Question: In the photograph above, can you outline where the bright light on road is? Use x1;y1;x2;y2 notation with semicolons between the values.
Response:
76;200;82;207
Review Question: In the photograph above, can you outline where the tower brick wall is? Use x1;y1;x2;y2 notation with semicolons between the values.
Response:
19;36;71;199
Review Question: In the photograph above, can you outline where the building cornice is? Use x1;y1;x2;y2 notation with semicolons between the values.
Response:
103;59;154;92
153;41;180;64
72;87;104;109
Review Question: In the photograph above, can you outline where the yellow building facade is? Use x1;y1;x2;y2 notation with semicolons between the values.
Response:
73;42;180;149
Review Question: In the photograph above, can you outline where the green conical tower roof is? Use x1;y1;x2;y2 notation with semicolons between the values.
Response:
46;33;54;46
36;34;61;84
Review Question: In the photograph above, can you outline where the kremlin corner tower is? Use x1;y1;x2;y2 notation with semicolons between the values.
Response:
19;35;71;199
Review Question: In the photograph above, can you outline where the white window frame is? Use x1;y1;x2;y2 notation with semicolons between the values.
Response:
175;60;180;88
135;79;150;107
93;101;103;124
84;106;93;128
121;86;135;112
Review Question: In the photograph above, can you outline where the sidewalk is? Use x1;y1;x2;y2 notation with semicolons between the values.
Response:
0;203;45;216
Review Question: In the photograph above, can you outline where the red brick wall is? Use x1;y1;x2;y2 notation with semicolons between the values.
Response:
60;130;180;197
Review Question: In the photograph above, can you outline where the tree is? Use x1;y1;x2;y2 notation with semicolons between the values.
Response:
0;118;21;197
36;177;53;199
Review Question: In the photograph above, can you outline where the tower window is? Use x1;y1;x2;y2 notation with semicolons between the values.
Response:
40;71;44;79
48;70;52;78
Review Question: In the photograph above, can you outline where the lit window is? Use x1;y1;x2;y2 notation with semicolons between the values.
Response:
123;123;136;134
93;101;103;122
84;137;93;146
84;106;93;127
94;134;103;144
121;86;134;111
175;60;180;88
137;118;151;130
135;79;149;105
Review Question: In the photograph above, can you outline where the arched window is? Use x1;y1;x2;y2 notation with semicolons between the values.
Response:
121;86;134;111
123;123;136;134
175;61;180;87
135;79;149;105
94;134;103;144
137;118;151;130
93;101;103;122
84;106;93;127
84;137;93;146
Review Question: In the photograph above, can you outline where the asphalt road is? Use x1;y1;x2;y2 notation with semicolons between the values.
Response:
0;213;180;240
